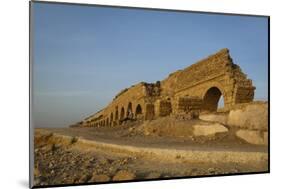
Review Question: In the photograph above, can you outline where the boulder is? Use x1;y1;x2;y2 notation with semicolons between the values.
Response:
112;170;136;181
227;102;268;131
236;129;268;145
90;173;110;182
192;123;228;136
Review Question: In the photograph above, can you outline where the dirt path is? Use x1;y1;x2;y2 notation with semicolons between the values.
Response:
41;126;267;153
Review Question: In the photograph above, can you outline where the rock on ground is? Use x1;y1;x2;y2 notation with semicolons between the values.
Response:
192;123;228;137
199;113;228;125
90;173;110;182
227;102;268;131
112;170;136;181
236;130;268;145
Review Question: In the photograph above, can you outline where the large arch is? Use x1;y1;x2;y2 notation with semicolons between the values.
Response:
202;87;224;112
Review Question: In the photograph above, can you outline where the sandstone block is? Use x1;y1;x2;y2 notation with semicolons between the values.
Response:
192;123;228;136
236;129;268;145
199;113;228;125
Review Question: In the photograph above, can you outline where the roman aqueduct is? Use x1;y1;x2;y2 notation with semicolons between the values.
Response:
78;48;255;127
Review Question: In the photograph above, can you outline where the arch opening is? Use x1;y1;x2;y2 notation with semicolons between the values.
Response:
115;107;119;121
202;87;224;112
120;107;125;120
135;104;143;118
110;113;113;126
106;118;109;126
126;102;133;119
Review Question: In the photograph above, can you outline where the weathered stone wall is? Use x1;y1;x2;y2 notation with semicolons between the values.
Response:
155;99;172;117
78;48;256;127
172;97;202;119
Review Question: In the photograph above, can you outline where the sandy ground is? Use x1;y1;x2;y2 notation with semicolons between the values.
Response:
33;119;268;187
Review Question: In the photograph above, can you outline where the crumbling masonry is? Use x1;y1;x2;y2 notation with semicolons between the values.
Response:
78;48;255;127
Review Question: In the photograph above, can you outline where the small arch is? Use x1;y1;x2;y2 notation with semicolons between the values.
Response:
202;87;224;112
106;118;109;126
110;112;113;126
127;102;133;118
115;106;119;121
135;104;143;116
120;107;125;120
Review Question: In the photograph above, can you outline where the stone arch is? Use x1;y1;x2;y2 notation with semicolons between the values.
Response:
126;102;133;118
135;104;143;116
106;118;109;126
110;112;113;126
115;106;119;121
120;107;125;120
202;87;224;112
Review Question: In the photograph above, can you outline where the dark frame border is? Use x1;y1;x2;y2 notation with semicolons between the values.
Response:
29;0;270;188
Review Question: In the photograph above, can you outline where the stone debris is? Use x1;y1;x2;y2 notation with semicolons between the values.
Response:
236;130;268;145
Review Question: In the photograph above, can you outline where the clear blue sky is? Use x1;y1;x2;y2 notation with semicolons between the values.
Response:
32;2;268;128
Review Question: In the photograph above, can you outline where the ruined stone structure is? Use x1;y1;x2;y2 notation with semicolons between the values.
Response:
79;48;255;127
